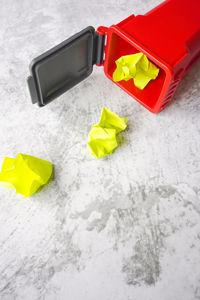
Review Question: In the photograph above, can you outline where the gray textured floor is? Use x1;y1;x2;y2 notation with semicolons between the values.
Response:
0;0;200;299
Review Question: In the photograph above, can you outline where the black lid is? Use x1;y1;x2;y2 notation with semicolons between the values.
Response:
27;26;105;106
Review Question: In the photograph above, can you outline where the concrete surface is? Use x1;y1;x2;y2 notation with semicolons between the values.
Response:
0;0;200;299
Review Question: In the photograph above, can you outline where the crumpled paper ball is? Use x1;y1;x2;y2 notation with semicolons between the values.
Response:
113;52;159;89
0;153;53;197
88;108;128;159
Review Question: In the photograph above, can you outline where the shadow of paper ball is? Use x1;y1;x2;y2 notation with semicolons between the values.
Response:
116;134;126;147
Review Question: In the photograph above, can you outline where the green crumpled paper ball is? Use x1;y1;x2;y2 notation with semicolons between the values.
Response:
88;127;118;159
113;52;159;90
0;153;53;197
88;108;128;159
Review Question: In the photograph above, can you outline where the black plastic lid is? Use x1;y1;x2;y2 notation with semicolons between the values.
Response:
27;26;103;106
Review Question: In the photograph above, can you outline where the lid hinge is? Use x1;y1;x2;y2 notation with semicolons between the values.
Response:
93;33;106;66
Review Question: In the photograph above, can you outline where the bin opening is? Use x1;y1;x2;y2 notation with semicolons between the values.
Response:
105;32;167;111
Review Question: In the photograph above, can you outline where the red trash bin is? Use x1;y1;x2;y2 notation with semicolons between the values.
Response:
28;0;200;113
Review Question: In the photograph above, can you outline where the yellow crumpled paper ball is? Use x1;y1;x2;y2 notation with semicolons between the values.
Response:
88;107;128;159
0;153;53;197
113;52;159;90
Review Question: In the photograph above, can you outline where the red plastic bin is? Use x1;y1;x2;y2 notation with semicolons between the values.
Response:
28;0;200;113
